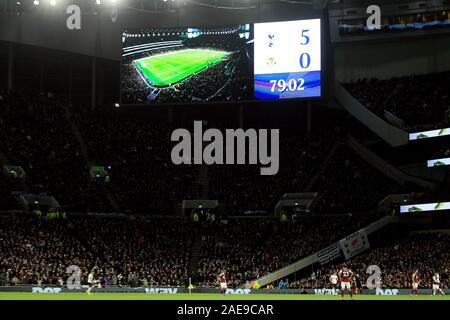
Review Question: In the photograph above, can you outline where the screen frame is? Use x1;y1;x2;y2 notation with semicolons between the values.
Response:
119;18;324;107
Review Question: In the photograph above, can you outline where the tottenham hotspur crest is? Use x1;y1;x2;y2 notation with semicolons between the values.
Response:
268;34;275;47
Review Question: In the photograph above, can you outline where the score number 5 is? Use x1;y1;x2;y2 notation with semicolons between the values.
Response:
300;29;311;69
301;29;310;45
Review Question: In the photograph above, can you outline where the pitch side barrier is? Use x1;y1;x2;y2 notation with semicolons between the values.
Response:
0;287;448;296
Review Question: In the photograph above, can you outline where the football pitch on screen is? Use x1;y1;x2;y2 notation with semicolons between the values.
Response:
134;49;229;87
0;293;449;300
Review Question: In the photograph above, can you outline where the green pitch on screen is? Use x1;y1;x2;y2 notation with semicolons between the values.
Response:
134;49;229;87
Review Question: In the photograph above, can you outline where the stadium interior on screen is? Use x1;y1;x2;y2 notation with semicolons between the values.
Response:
121;19;321;105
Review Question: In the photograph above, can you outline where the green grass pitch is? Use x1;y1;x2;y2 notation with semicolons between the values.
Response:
0;293;448;300
134;49;229;87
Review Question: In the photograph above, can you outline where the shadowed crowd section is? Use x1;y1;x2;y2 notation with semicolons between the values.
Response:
345;71;450;131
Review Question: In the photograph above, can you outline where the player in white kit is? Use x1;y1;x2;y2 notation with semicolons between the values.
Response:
432;273;445;296
329;273;338;295
86;267;98;295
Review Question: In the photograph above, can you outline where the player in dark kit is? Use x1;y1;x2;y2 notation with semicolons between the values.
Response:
354;274;362;295
338;265;354;300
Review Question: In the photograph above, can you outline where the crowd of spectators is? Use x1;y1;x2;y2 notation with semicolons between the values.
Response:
0;212;387;288
121;61;152;104
345;71;450;130
312;143;407;214
0;82;431;220
0;89;412;216
209;128;337;215
0;88;109;212
290;233;450;289
196;212;383;287
0;214;192;287
74;112;195;214
345;78;397;114
209;131;408;216
2;212;448;290
0;83;447;290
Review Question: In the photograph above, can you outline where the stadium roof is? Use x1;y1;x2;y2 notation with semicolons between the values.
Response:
1;0;445;13
0;0;326;13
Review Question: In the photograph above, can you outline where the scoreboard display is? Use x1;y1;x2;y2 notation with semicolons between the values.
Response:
121;19;321;105
254;19;321;100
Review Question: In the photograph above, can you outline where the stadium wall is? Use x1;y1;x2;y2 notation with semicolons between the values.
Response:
0;43;7;87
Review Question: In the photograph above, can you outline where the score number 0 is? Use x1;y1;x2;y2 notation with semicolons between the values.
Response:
269;29;311;93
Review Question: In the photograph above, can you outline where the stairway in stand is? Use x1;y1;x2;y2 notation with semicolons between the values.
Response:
305;141;342;191
188;231;202;280
63;106;120;212
196;164;210;198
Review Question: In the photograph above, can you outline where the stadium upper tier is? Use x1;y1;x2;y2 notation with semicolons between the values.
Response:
344;71;450;131
122;41;184;57
0;86;421;214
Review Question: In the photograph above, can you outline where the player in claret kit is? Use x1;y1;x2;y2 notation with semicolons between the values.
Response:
338;265;354;300
219;272;227;295
411;270;420;296
432;272;445;296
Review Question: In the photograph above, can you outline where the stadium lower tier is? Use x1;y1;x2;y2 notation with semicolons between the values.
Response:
0;214;448;291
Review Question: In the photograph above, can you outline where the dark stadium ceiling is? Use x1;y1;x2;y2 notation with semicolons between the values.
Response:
0;0;440;12
0;0;319;9
0;0;322;13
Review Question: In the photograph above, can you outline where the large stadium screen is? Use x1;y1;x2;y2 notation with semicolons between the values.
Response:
120;19;321;105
